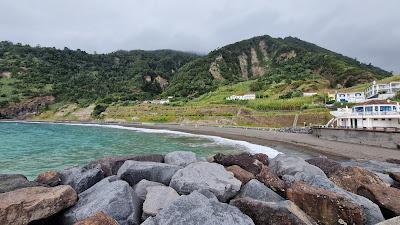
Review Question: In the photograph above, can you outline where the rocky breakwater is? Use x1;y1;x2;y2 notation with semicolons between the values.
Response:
1;151;400;225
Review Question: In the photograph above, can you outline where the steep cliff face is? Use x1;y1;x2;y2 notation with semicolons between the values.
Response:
164;35;390;98
0;96;55;119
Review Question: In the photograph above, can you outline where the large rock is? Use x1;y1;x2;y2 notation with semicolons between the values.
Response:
169;162;241;202
133;179;165;201
89;154;164;177
226;165;255;184
117;161;181;186
256;165;285;195
0;186;77;225
142;186;179;220
230;198;316;225
287;182;364;225
164;151;198;167
269;154;385;225
142;191;254;225
306;157;343;177
59;176;141;225
35;171;62;187
329;166;386;193
73;212;119;225
357;184;400;218
0;174;41;193
375;216;400;225
341;160;400;174
235;179;284;203
60;165;105;193
213;153;265;174
269;155;326;183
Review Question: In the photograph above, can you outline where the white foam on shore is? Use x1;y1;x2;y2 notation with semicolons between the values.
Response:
7;121;282;158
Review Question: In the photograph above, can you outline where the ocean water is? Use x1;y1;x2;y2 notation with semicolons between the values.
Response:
0;122;281;180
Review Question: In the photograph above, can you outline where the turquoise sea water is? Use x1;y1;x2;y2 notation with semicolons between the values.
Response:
0;122;280;180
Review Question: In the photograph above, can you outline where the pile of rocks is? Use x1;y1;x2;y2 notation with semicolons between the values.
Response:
1;151;400;225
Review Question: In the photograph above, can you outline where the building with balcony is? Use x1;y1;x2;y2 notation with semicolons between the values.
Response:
365;80;400;99
328;100;400;129
335;92;365;103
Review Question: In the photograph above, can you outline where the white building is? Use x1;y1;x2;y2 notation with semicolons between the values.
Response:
335;92;366;103
365;81;400;99
303;92;318;97
226;93;256;101
328;100;400;129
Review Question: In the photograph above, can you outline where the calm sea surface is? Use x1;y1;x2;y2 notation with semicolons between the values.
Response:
0;122;281;180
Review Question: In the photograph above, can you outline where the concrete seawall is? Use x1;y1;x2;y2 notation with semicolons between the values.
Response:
312;127;400;149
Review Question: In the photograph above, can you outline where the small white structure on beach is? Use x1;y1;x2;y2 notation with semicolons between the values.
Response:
226;93;256;101
335;92;366;103
365;80;400;99
328;100;400;129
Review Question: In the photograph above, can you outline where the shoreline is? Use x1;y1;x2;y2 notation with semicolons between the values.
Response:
3;120;400;161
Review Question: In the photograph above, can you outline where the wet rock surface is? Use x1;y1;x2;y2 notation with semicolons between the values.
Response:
0;185;77;225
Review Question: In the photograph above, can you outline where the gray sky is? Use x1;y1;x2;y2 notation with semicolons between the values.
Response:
1;0;399;73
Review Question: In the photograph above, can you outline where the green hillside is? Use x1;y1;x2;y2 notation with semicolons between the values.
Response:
0;35;393;119
0;41;198;107
164;35;390;98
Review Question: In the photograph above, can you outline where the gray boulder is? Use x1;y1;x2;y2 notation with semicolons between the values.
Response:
142;186;179;220
60;164;104;193
142;191;254;225
133;179;165;201
270;154;385;225
235;179;284;202
0;174;41;193
88;154;164;177
169;162;241;202
164;151;198;167
59;176;141;225
117;161;181;186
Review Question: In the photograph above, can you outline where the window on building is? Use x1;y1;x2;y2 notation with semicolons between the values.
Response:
340;94;345;97
380;106;392;112
354;107;364;112
375;106;379;111
355;93;362;97
393;106;397;111
365;106;373;112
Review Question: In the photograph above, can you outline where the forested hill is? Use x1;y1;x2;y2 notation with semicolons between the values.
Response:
163;35;391;98
0;35;392;115
0;41;198;108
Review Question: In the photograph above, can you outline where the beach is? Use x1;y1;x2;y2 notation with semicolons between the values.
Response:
131;123;400;161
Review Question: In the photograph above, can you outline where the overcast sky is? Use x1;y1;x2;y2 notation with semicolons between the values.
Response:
1;0;399;72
